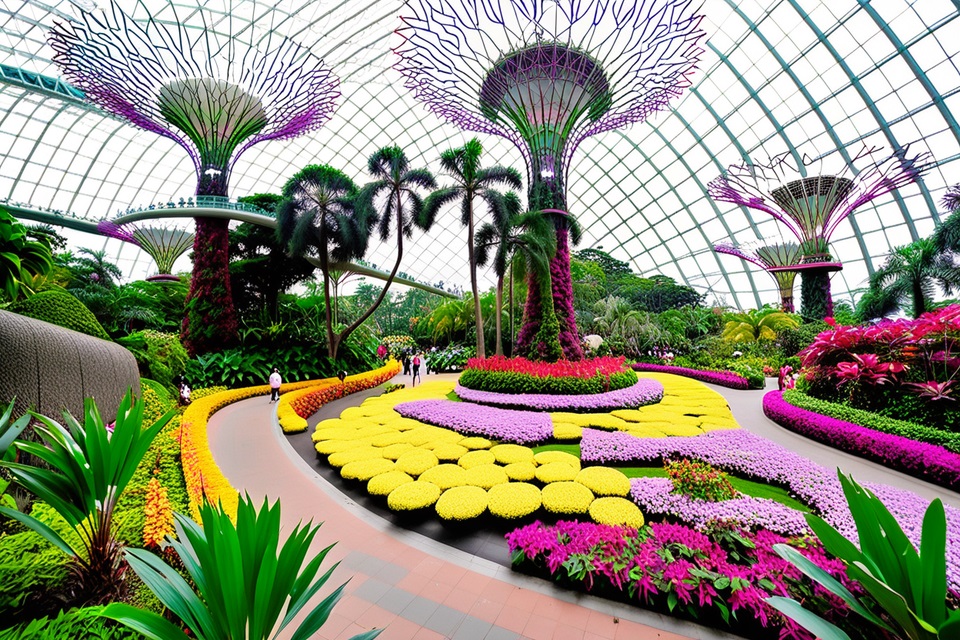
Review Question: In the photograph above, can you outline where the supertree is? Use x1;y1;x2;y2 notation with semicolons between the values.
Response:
396;0;705;361
708;145;930;322
50;0;340;355
97;220;194;282
713;240;803;312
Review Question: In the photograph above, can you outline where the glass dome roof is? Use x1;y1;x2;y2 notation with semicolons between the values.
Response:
1;0;958;307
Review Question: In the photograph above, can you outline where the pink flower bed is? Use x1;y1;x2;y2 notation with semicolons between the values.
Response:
453;378;664;412
507;519;852;639
394;399;552;444
467;355;628;378
763;390;960;489
629;478;810;536
580;427;960;588
631;363;750;389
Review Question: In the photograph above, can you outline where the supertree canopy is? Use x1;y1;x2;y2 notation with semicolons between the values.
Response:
709;145;930;321
714;240;803;313
396;0;705;360
98;220;195;282
49;0;340;354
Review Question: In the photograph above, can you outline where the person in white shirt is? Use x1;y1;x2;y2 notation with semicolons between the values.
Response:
269;368;282;402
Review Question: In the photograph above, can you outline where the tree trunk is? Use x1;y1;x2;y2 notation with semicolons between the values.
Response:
913;278;926;318
495;274;504;356
468;197;485;358
182;216;238;356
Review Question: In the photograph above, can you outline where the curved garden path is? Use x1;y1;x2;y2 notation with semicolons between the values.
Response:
206;371;960;640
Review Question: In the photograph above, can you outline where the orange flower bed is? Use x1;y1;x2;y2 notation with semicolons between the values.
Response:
179;361;400;520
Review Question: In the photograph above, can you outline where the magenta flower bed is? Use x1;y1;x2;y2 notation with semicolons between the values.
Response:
763;390;960;490
631;363;750;389
629;478;810;536
580;427;960;588
453;378;664;412
507;519;851;639
394;399;552;444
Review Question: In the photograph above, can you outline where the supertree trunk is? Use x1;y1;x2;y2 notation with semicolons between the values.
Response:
800;269;833;323
182;215;239;356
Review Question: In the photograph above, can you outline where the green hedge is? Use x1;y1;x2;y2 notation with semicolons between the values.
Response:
7;290;109;340
119;331;187;390
458;368;638;395
782;389;960;453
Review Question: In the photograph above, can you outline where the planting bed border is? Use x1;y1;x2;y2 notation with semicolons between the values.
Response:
762;390;960;491
631;363;751;390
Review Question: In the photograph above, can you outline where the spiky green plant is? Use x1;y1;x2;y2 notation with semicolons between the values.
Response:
101;495;383;640
0;391;174;602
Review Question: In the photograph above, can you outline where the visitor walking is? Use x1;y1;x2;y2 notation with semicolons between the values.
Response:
377;343;388;360
412;352;422;387
178;381;191;406
402;352;411;376
269;367;282;402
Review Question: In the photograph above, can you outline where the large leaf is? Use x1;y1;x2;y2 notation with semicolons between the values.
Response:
100;603;192;640
848;561;937;640
919;499;948;628
0;505;76;556
765;597;852;640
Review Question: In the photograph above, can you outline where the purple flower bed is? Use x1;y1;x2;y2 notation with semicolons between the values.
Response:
394;399;552;444
453;378;664;412
629;477;810;536
763;390;960;490
631;363;750;389
580;427;960;588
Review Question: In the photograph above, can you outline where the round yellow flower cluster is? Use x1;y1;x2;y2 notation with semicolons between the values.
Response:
311;382;653;527
588;496;645;528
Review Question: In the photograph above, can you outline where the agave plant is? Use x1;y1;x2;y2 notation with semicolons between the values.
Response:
766;469;960;640
0;399;31;509
0;391;174;602
101;495;383;640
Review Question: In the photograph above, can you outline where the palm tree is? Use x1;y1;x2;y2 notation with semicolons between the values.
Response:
276;164;374;359
860;238;960;320
592;296;670;357
721;308;799;342
354;146;437;341
476;193;556;356
71;248;122;288
421;139;522;359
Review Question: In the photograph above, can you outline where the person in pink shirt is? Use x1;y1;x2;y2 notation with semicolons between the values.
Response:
269;367;282;402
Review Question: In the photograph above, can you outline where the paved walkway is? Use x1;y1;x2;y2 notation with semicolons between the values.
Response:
205;372;959;640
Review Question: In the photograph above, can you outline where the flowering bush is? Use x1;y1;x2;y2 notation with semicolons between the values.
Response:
463;464;509;489
535;461;579;483
490;444;535;465
631;478;809;536
506;520;859;639
579;427;960;588
381;334;417;358
454;378;664;412
387;480;441;510
367;470;413;496
395;449;439;476
541;481;594;514
763;390;960;490
574;466;631;497
460;356;638;395
665;459;738;502
436;486;487;520
631;363;752;390
504;461;537;481
340;458;396;481
458;449;496;469
588;497;644;528
533;450;580;468
394;400;552;444
418;464;468;490
488;482;541;519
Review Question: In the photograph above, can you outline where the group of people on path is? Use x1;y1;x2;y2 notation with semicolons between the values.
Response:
400;349;426;386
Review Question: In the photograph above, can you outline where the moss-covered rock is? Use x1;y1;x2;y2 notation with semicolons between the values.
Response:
8;290;109;340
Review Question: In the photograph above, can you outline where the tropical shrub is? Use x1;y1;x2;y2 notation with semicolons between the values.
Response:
507;520;861;639
722;308;800;342
0;391;174;602
423;344;475;372
0;531;68;618
0;605;138;640
7;289;110;339
186;344;361;389
381;334;417;358
665;459;738;502
117;331;187;390
101;496;383;640
0;208;53;302
767;470;960;640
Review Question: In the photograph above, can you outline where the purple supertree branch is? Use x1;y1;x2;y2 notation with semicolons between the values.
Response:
713;242;769;271
96;219;138;245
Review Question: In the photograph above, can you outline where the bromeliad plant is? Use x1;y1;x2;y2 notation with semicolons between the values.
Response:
0;391;174;602
766;470;960;640
101;495;382;640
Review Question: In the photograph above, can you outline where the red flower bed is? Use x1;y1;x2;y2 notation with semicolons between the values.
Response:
466;355;628;379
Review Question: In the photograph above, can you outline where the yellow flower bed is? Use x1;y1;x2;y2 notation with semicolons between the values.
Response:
341;458;396;481
575;467;631;497
387;480;441;510
395;449;439;476
368;470;414;496
533;450;581;469
433;442;469;461
504;461;537;481
436;486;488;521
552;423;583;441
418;464;468;490
535;461;578;483
490;443;535;465
488;482;541;519
542;481;594;514
463;463;509;489
458;449;496;469
589;497;645;528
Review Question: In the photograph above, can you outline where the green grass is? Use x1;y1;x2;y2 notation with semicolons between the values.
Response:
616;467;810;512
446;391;461;402
532;443;581;456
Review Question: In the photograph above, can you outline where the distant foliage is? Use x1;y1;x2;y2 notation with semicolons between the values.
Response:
118;330;187;389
